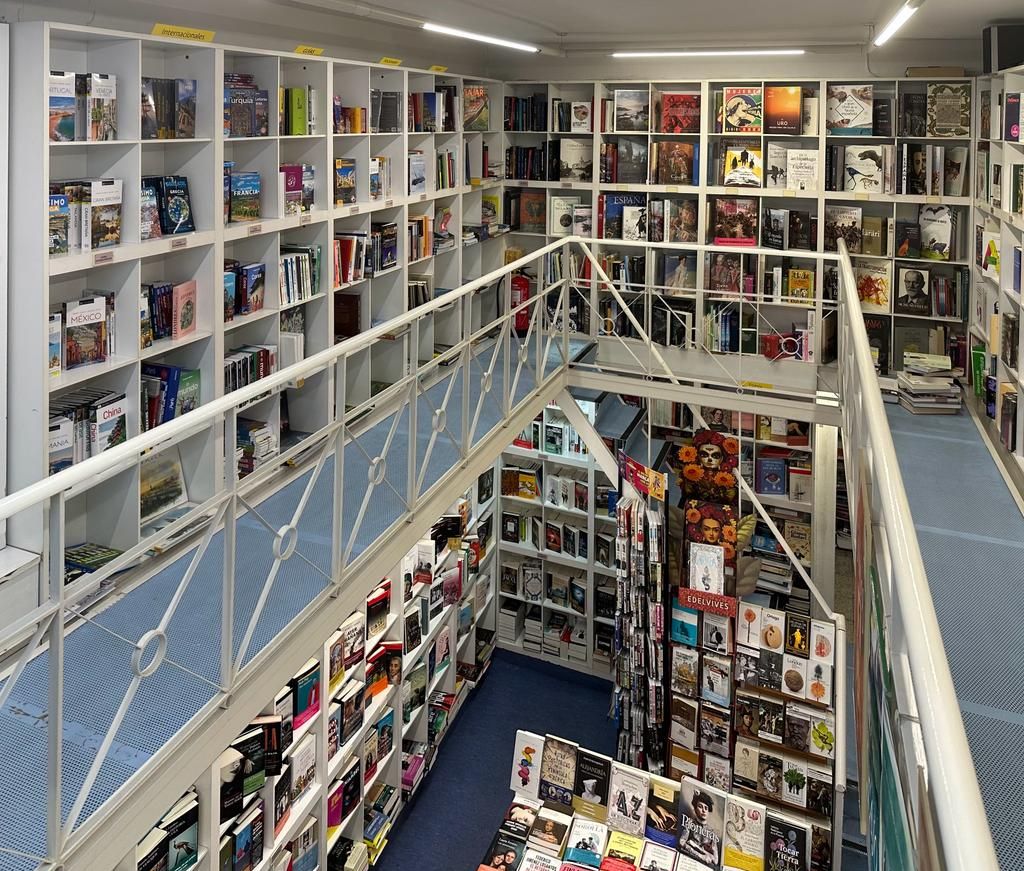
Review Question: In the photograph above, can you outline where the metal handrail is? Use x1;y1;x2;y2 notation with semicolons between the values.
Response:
835;239;998;869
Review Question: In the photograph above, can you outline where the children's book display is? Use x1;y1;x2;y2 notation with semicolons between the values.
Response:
483;731;832;871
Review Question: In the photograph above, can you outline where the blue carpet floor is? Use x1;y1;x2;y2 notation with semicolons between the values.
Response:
375;651;616;871
887;404;1024;870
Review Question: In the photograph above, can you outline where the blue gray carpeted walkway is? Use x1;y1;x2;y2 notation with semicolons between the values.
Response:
887;404;1024;870
376;650;617;871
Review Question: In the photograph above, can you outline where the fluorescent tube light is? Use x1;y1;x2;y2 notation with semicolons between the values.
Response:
422;22;540;53
611;49;805;58
873;0;922;46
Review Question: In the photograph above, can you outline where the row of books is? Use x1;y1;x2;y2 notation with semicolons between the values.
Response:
133;789;199;871
141;175;196;240
279;244;322;305
236;417;279;477
141;279;197;348
48;177;123;253
408;88;460;133
599;88;702;134
511;418;591;460
407;215;432;262
224;260;267;319
334;157;357;204
434;148;458;191
224;344;277;394
501;510;593;562
48;387;127;473
48;293;115;375
600;140;698;186
224;72;271;137
504;93;547;132
47;70;117;142
898;352;962;415
506;729;831;871
279;163;316;215
824;143;970;197
142;363;201;433
333;98;367;134
753;450;813;502
369;89;402;134
142;77;198;139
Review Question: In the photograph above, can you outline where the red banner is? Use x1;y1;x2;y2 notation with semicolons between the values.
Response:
678;586;737;618
618;450;667;501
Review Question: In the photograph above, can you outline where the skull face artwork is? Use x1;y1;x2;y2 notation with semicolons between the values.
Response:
698;443;724;471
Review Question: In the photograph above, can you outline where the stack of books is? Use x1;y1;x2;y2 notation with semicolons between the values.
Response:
523;604;543;653
897;353;962;414
326;837;368;871
498;598;525;645
236;417;279;478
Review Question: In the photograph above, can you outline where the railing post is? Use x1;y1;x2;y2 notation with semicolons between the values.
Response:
221;411;237;696
331;355;347;589
45;494;64;862
407;327;420;515
502;274;512;422
461;292;472;461
561;240;571;372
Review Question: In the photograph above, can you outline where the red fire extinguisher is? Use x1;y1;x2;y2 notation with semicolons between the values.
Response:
511;272;532;334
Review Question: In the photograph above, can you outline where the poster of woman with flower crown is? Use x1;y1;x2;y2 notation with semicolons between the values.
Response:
677;429;740;505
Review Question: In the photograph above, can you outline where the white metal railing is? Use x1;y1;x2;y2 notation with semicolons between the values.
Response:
835;239;998;870
0;236;992;871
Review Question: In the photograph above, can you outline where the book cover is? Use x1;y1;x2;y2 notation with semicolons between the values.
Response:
572;749;612;820
49;70;77;141
645;775;679;848
764;85;802;134
701;654;733;708
614;89;649;131
528;807;572;856
763;813;809;871
688;542;725;594
722;140;762;187
722;86;763;133
639;840;678;871
711;197;758;245
538;734;578;811
656;142;695;185
519;848;561;871
564;817;609;865
172;280;197;340
787;149;818;192
826;84;872;135
843;146;882;192
918;204;952;261
500;796;542;839
927;82;971;137
511;730;545;799
677;778;726;869
604;831;645;866
158;175;195;234
765;143;788;188
606;762;649;836
660;92;700;133
334;158;357;204
723;795;766;871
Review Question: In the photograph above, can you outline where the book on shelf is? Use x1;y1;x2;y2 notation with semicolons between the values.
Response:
721;86;763;133
826;83;872;135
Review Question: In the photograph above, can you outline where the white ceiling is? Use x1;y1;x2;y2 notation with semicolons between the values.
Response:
350;0;1022;51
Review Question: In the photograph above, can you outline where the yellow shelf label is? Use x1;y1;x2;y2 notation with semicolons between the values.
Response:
294;45;324;56
783;189;796;197
151;23;215;42
926;195;940;203
379;57;403;66
855;193;870;201
740;380;774;390
429;65;449;73
666;185;679;193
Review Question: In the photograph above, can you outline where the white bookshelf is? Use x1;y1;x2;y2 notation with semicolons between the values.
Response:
500;76;974;382
970;64;1024;497
5;21;509;604
134;476;497;871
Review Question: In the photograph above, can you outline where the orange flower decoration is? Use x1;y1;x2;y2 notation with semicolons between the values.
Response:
722;437;739;455
723;543;736;561
714;472;735;488
685;508;701;523
722;525;737;543
679;445;697;463
683;466;704;481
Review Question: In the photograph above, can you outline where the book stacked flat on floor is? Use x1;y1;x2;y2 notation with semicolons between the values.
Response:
499;598;526;645
897;352;962;414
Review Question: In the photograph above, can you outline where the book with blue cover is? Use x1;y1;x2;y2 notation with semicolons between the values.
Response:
755;456;788;495
601;192;646;239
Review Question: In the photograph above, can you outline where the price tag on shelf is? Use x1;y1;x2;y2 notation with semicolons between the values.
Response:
385;199;394;207
740;380;774;390
927;195;940;204
666;185;679;193
350;206;360;215
294;45;324;56
299;213;312;225
561;182;572;188
726;186;740;194
93;251;114;265
617;183;627;191
783;189;796;197
855;193;870;201
247;223;263;236
170;236;188;249
419;193;427;201
429;65;449;73
151;22;215;41
379;57;403;66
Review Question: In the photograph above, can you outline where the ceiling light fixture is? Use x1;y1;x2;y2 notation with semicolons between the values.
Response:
873;0;924;46
422;22;540;53
611;49;806;58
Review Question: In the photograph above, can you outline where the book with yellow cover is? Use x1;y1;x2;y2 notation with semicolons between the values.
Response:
787;268;815;304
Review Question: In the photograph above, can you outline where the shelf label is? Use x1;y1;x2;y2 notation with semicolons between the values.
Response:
666;185;679;193
429;65;449;73
350;206;360;215
855;193;870;201
926;195;940;204
783;189;796;197
617;183;627;191
247;223;263;236
379;57;403;66
561;182;572;188
93;251;114;265
299;212;312;225
170;236;188;249
385;199;394;207
726;186;740;194
740;380;774;389
294;45;324;55
419;193;427;201
151;23;215;41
